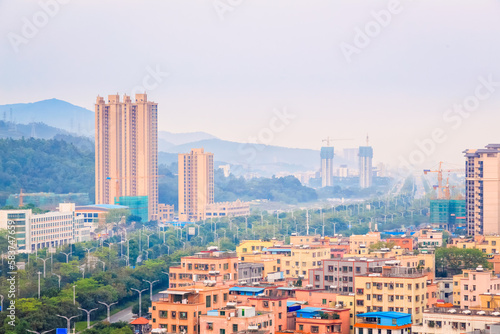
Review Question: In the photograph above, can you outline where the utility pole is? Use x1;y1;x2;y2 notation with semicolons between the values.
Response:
131;288;148;318
78;307;98;329
98;301;117;322
72;285;77;305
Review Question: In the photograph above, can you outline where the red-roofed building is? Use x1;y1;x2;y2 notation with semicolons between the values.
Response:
131;317;150;334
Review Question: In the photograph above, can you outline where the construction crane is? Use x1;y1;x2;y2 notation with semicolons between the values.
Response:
423;162;464;199
322;137;354;146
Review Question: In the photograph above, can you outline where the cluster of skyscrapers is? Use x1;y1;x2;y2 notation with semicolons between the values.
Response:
94;94;248;223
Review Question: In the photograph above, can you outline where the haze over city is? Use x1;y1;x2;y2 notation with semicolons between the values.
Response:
2;0;500;166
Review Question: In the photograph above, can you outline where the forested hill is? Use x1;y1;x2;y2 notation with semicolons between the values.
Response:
0;138;95;204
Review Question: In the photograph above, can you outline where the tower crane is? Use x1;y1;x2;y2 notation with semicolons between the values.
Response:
321;137;354;146
423;162;464;199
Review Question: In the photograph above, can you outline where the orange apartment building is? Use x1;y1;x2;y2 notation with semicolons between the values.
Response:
169;251;238;288
200;306;275;334
95;94;158;221
248;295;288;332
386;237;414;251
150;285;229;334
178;148;214;222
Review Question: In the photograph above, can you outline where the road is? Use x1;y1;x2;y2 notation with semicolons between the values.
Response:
110;292;163;323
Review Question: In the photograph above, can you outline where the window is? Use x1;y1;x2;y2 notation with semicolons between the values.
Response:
311;326;319;333
322;299;327;305
220;329;225;334
160;311;168;318
214;294;218;303
206;295;211;307
299;325;304;331
232;324;238;332
224;293;228;301
279;313;282;319
180;312;188;320
171;311;176;319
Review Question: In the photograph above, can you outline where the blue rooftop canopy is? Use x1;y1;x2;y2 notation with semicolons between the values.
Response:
356;312;412;327
229;287;265;294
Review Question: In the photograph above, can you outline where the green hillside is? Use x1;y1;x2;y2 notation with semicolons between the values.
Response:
0;138;95;204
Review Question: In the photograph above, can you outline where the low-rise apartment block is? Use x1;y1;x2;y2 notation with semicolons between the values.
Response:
169;250;238;288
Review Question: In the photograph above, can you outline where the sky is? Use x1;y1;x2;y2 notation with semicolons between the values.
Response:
1;0;500;169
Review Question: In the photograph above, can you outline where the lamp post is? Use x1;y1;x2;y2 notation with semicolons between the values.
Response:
37;272;42;299
27;330;55;334
131;288;148;318
143;279;159;302
52;273;61;289
98;301;117;323
84;247;95;269
56;314;78;333
78;307;98;329
72;285;76;305
96;259;106;271
60;251;72;263
37;257;49;278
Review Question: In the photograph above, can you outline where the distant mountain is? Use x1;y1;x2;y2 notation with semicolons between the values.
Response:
158;131;216;146
0;99;94;135
162;138;330;176
0;99;345;176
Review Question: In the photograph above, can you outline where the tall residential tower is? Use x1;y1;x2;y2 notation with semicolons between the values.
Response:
178;148;214;221
320;140;334;187
464;144;500;236
359;137;373;188
95;94;158;221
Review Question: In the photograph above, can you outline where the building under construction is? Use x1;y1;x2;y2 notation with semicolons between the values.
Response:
429;199;466;232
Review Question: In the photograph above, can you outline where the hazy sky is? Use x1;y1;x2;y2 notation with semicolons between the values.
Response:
1;0;500;169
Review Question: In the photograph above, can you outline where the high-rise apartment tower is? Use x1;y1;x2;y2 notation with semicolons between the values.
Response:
95;94;158;221
464;144;500;236
178;148;214;221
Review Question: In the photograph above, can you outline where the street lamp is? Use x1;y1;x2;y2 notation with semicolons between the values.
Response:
36;257;49;278
72;285;76;305
78;307;98;329
37;272;42;299
84;247;95;270
98;301;117;322
96;259;106;271
56;314;78;333
131;288;148;318
60;251;72;263
52;273;61;289
143;279;159;302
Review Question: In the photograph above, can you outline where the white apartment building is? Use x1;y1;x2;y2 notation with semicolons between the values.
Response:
413;307;500;334
0;203;91;253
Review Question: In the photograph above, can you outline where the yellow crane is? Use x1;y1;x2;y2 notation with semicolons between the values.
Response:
423;161;464;199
